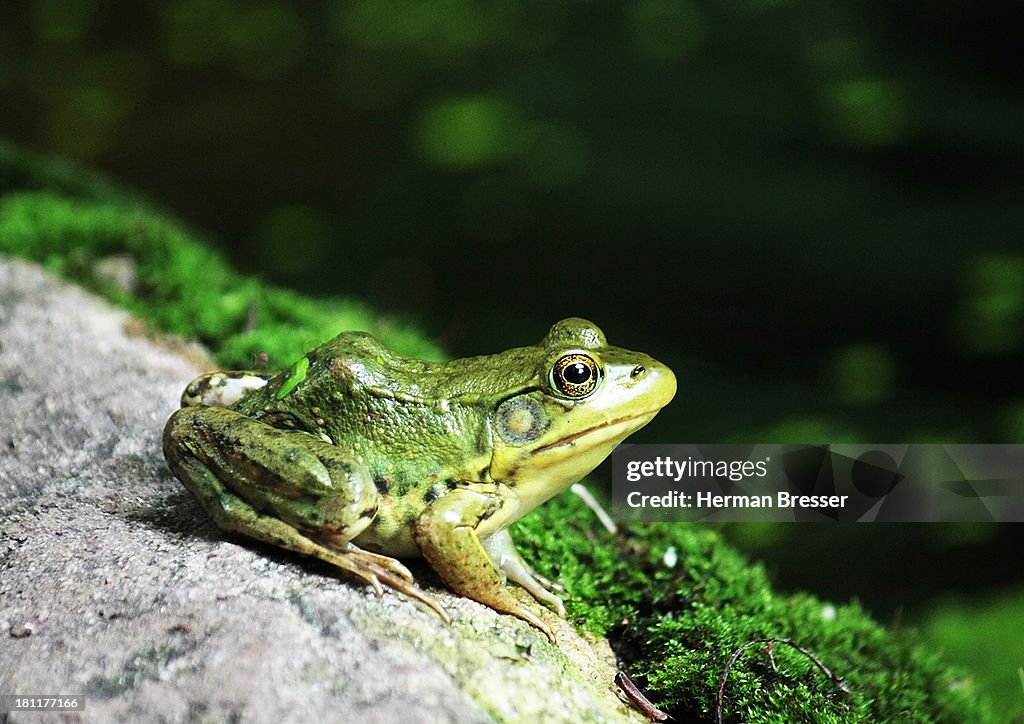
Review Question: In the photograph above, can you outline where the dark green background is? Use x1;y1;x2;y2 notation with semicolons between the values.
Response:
2;1;1022;714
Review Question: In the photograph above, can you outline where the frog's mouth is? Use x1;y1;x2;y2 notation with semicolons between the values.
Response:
529;409;661;456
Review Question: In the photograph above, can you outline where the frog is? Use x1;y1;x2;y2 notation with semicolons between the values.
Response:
162;318;675;641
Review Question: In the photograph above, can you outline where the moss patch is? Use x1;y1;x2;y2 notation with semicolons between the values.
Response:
920;587;1024;718
517;493;993;721
0;140;993;722
0;141;441;368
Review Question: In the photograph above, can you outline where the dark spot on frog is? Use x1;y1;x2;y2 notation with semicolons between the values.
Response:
256;410;307;431
331;357;355;383
374;476;391;494
423;484;445;503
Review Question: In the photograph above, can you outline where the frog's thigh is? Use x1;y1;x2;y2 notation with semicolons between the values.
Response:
164;406;378;542
164;406;433;595
413;490;556;641
164;441;367;573
482;529;567;618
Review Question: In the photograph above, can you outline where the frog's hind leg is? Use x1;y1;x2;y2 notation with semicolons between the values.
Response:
163;406;450;622
167;437;449;620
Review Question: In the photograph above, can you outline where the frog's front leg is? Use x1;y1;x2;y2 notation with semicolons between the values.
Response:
163;406;448;620
482;528;567;618
413;488;557;641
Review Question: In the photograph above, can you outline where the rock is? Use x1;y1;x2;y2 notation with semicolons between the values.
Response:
0;258;642;724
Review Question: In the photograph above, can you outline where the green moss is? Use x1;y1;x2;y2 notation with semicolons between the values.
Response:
517;493;993;722
0;143;441;367
921;588;1024;718
0;141;993;722
0;139;131;204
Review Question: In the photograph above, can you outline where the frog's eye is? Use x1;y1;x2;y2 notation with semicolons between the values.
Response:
550;353;600;399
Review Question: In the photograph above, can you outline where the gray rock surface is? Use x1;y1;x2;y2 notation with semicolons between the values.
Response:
0;258;642;724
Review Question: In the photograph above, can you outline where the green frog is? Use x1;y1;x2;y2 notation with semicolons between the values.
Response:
163;318;675;640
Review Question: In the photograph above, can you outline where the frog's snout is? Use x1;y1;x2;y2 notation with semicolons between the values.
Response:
639;360;676;410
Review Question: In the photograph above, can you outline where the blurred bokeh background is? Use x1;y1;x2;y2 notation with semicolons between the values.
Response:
2;0;1022;714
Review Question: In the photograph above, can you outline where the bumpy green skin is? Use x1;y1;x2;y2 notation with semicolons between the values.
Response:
232;330;520;505
231;332;498;545
163;318;676;640
0;142;994;722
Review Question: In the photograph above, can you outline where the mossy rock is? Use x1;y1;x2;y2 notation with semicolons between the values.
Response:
0;140;994;722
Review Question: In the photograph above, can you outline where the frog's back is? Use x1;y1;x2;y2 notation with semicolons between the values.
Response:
230;332;486;478
316;331;542;404
315;331;443;400
231;332;435;409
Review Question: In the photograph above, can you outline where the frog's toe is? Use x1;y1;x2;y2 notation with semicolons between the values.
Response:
344;544;416;583
526;584;567;618
509;603;556;643
530;571;568;597
363;573;385;597
546;591;568;619
377;572;452;624
488;547;567;615
341;543;451;623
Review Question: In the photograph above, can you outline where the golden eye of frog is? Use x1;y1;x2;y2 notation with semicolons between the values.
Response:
163;318;676;641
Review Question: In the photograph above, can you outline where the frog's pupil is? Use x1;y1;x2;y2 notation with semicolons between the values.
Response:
565;362;591;384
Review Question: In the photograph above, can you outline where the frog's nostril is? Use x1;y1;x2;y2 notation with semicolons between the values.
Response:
631;365;646;379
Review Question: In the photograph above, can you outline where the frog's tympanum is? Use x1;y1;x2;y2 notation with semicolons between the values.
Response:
163;318;675;640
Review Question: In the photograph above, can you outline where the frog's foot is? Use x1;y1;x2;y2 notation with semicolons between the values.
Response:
225;514;450;622
506;568;567;619
483;529;567;618
336;542;451;623
338;544;416;583
223;511;450;622
206;488;450;622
